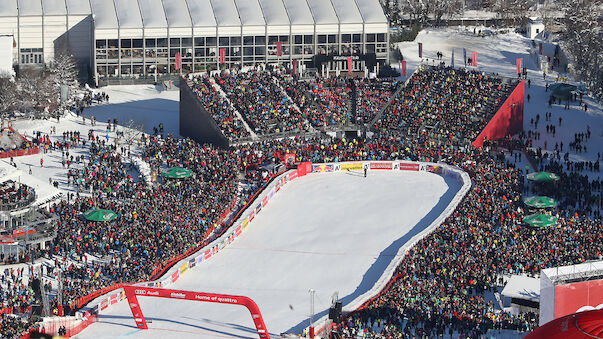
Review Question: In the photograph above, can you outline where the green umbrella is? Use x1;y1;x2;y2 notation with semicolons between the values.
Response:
523;213;558;227
83;209;117;222
526;172;560;182
162;167;193;179
524;196;558;208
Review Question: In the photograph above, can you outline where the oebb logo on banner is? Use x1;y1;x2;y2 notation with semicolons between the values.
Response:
370;162;393;170
399;163;419;171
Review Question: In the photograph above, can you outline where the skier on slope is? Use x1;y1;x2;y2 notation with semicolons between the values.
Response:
364;166;367;178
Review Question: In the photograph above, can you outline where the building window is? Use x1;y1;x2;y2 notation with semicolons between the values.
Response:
20;48;43;64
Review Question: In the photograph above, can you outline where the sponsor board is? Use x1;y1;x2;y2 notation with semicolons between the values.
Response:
341;163;363;171
399;162;420;171
312;164;334;173
180;263;188;274
170;292;186;299
110;294;118;305
268;189;275;200
249;210;255;221
242;217;249;229
426;165;443;174
289;170;298;181
204;249;212;260
196;255;203;264
262;196;268;207
275;181;280;192
100;299;108;310
555;279;603;319
188;259;196;268
255;203;262;214
235;225;242;235
370;162;393;170
171;271;180;283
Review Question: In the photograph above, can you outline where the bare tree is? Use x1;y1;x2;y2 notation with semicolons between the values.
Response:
48;50;79;86
559;0;603;98
122;119;145;159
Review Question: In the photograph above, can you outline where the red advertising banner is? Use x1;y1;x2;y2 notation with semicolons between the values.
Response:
235;225;242;236
370;162;393;170
347;56;352;74
249;210;255;221
399;163;419;171
123;286;270;338
219;48;226;64
554;279;603;319
418;42;422;58
276;41;282;56
292;59;297;75
110;294;118;305
400;60;407;76
516;58;522;75
289;170;298;181
262;196;268;207
171;270;179;283
100;299;108;310
175;52;181;70
204;249;212;260
471;51;477;67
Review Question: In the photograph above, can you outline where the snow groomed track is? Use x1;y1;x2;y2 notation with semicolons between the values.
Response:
77;161;470;339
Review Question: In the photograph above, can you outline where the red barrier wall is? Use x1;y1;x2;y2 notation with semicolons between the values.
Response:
472;80;524;148
554;279;603;320
0;147;39;159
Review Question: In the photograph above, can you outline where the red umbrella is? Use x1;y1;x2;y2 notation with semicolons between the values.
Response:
524;309;603;339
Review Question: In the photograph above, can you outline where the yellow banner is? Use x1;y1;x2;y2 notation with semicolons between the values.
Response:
242;218;249;229
180;263;188;274
341;163;363;171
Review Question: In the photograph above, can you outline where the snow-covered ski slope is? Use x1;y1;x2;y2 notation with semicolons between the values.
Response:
78;169;463;338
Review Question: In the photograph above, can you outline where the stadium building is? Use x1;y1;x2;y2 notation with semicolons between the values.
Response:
0;0;389;84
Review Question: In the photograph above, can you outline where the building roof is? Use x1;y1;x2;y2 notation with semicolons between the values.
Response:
210;0;241;27
306;0;338;24
137;0;167;28
0;0;18;17
331;0;363;24
0;0;387;29
90;0;118;29
17;0;43;16
257;0;289;26
65;0;90;15
41;0;67;15
501;275;540;303
186;0;217;27
281;0;313;25
113;0;143;29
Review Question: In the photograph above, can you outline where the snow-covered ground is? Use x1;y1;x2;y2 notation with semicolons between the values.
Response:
77;170;460;338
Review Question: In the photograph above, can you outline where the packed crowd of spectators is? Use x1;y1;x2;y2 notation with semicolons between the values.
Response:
0;181;35;210
354;79;398;124
2;66;601;338
188;76;250;140
216;71;308;135
376;67;513;145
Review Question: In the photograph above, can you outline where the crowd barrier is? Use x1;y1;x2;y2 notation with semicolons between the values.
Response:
37;160;470;338
0;147;39;159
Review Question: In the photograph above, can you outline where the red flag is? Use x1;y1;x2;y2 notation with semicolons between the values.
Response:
471;51;477;67
219;48;226;64
516;58;522;75
539;42;543;55
276;41;282;57
347;56;352;74
400;60;407;76
292;59;297;75
418;42;423;58
175;52;181;70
